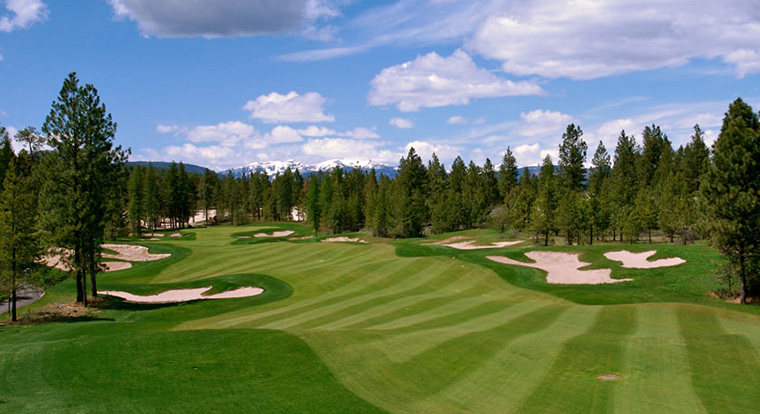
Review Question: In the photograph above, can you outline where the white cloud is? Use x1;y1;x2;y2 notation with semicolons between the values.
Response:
0;0;48;32
187;121;256;145
389;117;414;129
243;91;335;123
107;0;338;38
295;125;379;138
515;110;575;137
404;140;461;165
468;0;760;79
447;116;468;125
268;125;304;144
368;49;543;112
277;46;368;62
302;138;398;162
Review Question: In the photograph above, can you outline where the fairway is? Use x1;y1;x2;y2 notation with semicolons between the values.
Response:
2;224;760;413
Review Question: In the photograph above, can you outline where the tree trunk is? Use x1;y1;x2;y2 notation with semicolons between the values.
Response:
589;225;593;245
76;270;84;303
544;229;549;246
739;251;747;305
11;246;17;322
648;229;652;244
90;261;98;298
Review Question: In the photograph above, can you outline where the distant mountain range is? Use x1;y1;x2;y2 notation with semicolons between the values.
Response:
227;159;399;178
128;159;543;179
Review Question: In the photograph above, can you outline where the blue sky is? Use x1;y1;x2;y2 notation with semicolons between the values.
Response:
1;0;759;171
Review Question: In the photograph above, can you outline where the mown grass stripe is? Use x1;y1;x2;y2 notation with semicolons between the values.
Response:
614;305;707;414
323;281;502;330
516;305;639;414
408;306;600;414
374;298;549;362
677;306;760;413
287;267;488;330
262;260;460;329
189;257;443;329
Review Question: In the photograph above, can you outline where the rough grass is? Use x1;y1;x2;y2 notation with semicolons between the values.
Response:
2;224;760;413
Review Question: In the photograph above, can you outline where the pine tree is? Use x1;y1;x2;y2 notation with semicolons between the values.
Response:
40;72;127;302
0;154;41;321
482;158;500;207
498;147;519;200
14;126;46;156
558;124;587;191
127;165;145;236
395;148;427;237
0;126;13;192
532;155;558;246
702;98;760;304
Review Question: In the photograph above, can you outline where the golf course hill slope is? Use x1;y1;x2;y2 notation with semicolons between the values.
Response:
2;224;759;413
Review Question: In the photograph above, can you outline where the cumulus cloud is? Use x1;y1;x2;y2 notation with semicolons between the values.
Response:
468;0;760;79
368;49;543;112
107;0;338;38
302;138;398;162
515;109;576;137
0;0;48;32
389;117;414;129
404;140;461;165
243;91;335;123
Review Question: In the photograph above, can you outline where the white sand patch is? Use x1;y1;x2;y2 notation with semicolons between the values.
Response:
321;237;368;243
102;244;171;262
148;233;165;238
289;235;315;240
169;233;183;238
604;250;686;269
423;236;469;246
444;240;523;250
42;244;170;273
100;286;264;303
487;251;633;285
192;209;216;223
254;230;295;238
104;262;132;271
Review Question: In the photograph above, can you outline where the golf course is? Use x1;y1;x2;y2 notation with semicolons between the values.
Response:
2;223;760;413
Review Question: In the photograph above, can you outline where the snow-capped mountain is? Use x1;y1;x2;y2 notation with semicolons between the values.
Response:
227;159;398;178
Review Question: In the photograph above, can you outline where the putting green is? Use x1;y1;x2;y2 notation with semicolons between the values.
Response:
2;224;759;413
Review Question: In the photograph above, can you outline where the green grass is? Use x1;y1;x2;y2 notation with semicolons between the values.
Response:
2;224;760;413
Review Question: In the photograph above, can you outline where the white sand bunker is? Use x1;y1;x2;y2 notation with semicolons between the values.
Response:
42;244;170;273
289;235;314;240
102;244;171;262
321;237;367;243
169;232;183;238
444;240;522;250
423;236;469;246
604;250;685;269
100;286;264;304
487;251;633;285
105;262;132;271
254;230;295;238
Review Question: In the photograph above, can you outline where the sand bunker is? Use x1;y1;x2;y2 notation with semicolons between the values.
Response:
105;262;132;271
102;244;171;262
100;286;264;303
444;240;522;250
604;250;686;269
487;251;633;285
42;244;170;273
423;236;469;246
169;233;183;238
289;235;315;240
321;237;367;243
254;230;295;238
